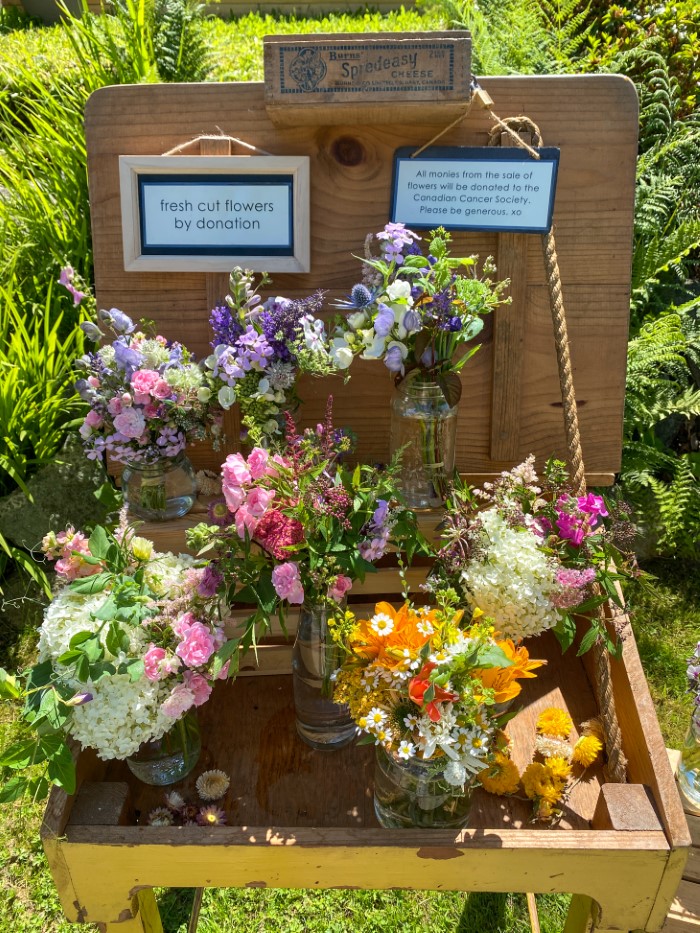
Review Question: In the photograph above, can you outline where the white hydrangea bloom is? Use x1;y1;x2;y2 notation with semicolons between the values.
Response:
69;673;172;760
38;589;106;663
461;509;560;639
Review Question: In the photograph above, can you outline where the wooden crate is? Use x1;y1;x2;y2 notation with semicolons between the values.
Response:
38;71;690;933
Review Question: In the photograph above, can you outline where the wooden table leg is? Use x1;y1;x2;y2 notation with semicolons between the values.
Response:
564;893;632;933
100;891;163;933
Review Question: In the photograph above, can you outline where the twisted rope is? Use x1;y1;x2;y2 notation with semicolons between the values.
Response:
489;114;627;783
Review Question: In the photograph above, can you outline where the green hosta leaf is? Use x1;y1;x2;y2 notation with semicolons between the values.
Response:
74;654;90;682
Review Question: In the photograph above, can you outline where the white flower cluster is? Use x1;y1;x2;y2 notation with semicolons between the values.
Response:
69;673;172;760
38;589;106;663
144;551;195;597
461;509;560;639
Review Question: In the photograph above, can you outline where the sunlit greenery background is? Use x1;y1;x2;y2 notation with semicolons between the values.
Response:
0;0;698;929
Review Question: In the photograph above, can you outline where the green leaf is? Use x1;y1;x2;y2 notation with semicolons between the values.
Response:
94;595;118;622
210;638;240;679
88;525;110;559
0;669;20;700
70;572;112;594
39;689;68;730
0;739;44;769
124;659;144;683
475;644;514;669
46;745;76;794
0;775;30;804
356;733;376;746
553;615;577;654
106;620;129;656
94;481;123;513
577;625;600;657
74;654;90;682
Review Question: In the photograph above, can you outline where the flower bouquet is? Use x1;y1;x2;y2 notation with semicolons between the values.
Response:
76;309;221;520
332;223;510;508
0;519;233;797
330;594;543;828
187;399;421;748
205;267;336;449
429;457;640;654
678;641;700;813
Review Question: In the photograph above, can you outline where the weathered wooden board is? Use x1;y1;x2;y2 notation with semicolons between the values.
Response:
85;75;637;483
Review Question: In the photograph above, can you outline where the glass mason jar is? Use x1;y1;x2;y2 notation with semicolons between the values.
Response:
374;745;474;829
292;603;356;750
389;374;459;510
678;716;700;815
126;709;201;786
122;453;197;521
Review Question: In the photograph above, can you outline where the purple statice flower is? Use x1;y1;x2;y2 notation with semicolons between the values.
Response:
260;296;298;362
210;305;244;349
376;223;420;265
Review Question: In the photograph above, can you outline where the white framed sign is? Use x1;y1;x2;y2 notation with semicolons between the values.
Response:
391;146;560;233
119;155;310;272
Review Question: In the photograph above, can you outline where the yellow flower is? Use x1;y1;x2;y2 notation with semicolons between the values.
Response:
521;762;566;805
479;753;521;795
572;735;603;768
131;536;153;561
473;640;544;705
546;756;572;782
536;707;573;739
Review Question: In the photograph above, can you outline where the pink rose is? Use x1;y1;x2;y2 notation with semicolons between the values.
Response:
152;379;171;400
246;487;275;518
247;447;269;480
113;407;146;439
328;574;353;602
222;482;246;513
143;403;159;419
85;409;102;428
131;369;160;396
171;611;197;638
175;620;216;667
222;453;251;487
183;671;212;707
144;645;167;681
271;561;304;604
107;397;123;416
162;683;195;718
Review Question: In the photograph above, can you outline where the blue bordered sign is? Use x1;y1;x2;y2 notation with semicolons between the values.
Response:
391;147;560;234
119;155;310;273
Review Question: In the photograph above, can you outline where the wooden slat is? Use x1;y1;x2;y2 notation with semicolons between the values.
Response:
664;880;700;931
84;75;637;478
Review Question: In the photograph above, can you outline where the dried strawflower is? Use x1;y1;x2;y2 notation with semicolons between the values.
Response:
534;735;574;760
196;769;231;801
536;707;573;739
164;791;185;811
148;806;174;827
572;735;603;767
197;805;227;826
479;753;521;795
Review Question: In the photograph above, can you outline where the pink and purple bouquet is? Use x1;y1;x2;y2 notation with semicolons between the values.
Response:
187;399;419;648
0;518;234;800
331;224;510;405
204;267;336;449
429;457;640;655
75;309;221;465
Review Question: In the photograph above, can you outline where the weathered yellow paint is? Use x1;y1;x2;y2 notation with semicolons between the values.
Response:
56;834;670;930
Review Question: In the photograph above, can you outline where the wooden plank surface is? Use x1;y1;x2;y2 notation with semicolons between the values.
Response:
84;75;637;481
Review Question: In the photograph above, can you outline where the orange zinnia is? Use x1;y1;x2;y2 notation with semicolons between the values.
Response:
474;640;545;705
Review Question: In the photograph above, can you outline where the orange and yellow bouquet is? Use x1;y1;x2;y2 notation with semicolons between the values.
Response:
331;595;543;792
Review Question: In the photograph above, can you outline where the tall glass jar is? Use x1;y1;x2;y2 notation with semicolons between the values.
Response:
292;603;355;750
122;453;197;521
389;374;459;510
374;745;474;829
126;709;201;786
678;716;700;815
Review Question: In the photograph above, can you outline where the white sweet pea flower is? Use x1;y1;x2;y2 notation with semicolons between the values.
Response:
347;311;368;331
330;337;354;370
360;330;388;360
386;280;413;303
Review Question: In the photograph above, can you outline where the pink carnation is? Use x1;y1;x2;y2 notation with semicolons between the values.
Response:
113;407;146;439
175;620;216;667
271;561;304;605
161;683;195;718
183;671;212;707
328;574;353;602
131;369;160;396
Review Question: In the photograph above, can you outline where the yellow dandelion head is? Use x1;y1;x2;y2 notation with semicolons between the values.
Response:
536;707;574;739
572;735;603;768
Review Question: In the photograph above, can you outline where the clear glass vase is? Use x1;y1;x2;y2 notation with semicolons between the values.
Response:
389;374;459;510
126;710;201;786
292;603;356;750
678;716;700;815
122;453;197;521
374;745;474;829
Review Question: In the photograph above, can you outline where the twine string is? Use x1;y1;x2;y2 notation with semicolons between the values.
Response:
162;133;273;157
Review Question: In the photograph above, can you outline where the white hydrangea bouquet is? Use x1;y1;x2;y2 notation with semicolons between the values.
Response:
0;519;232;803
428;457;640;654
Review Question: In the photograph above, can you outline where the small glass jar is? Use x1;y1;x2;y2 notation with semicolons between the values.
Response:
126;710;201;786
122;453;197;521
389;374;458;510
678;716;700;815
292;602;355;750
374;745;474;829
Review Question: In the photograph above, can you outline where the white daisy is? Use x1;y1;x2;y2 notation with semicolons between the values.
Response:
397;741;416;760
370;612;395;636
